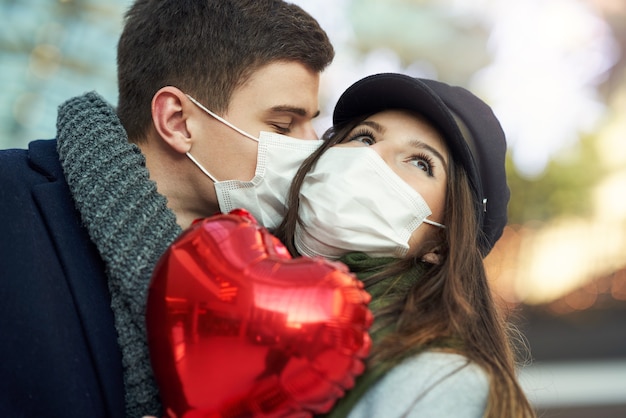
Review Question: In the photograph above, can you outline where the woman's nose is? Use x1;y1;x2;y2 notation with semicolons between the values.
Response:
370;142;393;164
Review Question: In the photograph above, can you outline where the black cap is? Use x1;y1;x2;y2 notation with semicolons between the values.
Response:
333;73;509;255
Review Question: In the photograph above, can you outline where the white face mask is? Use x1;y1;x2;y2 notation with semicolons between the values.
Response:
185;95;321;230
295;146;445;259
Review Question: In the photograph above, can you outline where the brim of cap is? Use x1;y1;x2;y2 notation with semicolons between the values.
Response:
332;73;482;202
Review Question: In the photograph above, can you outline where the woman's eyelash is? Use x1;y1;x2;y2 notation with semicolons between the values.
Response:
345;127;376;143
412;152;436;175
344;128;437;175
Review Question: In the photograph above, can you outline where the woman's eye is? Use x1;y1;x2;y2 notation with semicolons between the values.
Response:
410;156;433;175
350;135;375;145
344;127;377;145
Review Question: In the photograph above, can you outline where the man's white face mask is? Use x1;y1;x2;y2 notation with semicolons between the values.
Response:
185;94;321;230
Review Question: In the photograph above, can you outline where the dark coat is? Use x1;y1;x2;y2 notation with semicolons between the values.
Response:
0;139;125;417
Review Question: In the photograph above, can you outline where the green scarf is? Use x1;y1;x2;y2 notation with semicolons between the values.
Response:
318;253;429;418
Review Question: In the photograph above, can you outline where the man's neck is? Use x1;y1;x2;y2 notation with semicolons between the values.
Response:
138;140;220;230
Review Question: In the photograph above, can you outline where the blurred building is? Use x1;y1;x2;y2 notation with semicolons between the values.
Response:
0;0;125;149
516;271;626;417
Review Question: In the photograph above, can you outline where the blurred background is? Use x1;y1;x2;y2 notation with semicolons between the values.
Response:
1;0;625;416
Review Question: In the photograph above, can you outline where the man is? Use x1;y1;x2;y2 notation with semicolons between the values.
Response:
0;1;334;417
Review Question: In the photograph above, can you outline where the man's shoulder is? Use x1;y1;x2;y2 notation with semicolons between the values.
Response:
0;138;71;224
1;138;56;153
1;138;57;158
0;139;61;180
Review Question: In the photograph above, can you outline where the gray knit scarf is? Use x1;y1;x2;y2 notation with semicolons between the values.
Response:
56;92;182;417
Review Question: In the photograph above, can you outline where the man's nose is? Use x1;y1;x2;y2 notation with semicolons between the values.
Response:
295;123;319;140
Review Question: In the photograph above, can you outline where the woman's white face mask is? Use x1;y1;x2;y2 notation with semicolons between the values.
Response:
185;94;322;230
294;146;445;260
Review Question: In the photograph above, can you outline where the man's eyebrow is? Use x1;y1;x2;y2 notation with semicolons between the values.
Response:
270;105;320;119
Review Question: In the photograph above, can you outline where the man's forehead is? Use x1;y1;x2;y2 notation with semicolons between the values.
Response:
230;61;320;115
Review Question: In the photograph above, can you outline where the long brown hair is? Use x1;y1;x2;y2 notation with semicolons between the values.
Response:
276;119;535;418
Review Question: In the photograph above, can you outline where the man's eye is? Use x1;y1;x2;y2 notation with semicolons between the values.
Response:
270;123;291;134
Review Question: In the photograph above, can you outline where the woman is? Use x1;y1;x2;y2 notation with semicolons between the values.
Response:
276;73;535;417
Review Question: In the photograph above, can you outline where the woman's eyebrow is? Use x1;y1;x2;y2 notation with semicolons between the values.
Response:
359;120;385;133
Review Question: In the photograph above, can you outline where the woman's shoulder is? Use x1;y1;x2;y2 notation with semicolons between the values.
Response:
348;351;489;418
398;351;488;387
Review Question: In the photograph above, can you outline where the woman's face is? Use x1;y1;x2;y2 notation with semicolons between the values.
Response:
337;109;449;253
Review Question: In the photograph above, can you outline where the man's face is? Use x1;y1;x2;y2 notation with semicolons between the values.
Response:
190;61;321;184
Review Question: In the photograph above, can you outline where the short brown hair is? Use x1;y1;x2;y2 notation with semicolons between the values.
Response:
117;0;334;142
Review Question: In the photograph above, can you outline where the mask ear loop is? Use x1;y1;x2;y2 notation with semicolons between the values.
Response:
423;218;446;229
185;94;260;183
185;152;219;183
185;94;259;142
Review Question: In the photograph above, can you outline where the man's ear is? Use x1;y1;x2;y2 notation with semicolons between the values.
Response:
151;86;193;154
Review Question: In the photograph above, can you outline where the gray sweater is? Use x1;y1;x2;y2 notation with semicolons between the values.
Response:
57;92;182;417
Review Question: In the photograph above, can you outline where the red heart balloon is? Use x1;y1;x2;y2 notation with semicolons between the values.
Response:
147;210;372;418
